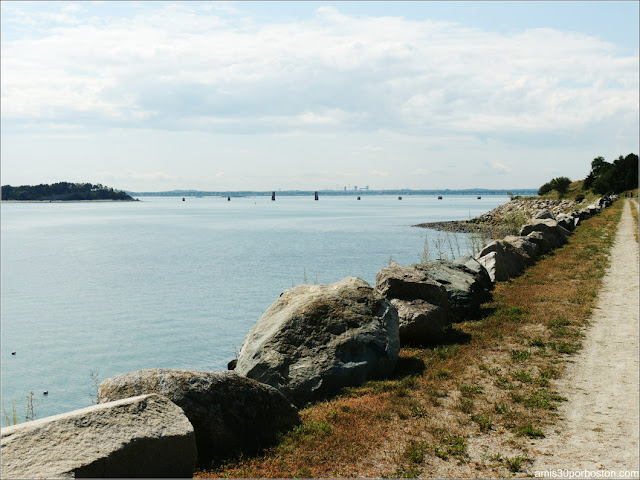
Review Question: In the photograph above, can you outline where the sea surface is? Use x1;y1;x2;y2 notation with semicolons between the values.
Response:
1;194;508;422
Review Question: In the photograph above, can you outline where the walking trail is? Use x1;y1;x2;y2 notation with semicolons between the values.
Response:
530;199;639;475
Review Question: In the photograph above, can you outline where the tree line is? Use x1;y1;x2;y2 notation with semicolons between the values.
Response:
1;182;134;201
538;153;638;197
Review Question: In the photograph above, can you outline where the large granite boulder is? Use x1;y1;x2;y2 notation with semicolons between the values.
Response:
1;394;196;478
556;213;576;232
525;231;553;255
413;256;493;320
476;236;538;282
235;277;400;407
98;369;299;464
503;235;540;261
519;219;570;251
376;263;449;344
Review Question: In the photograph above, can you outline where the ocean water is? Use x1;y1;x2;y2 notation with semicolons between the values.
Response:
1;194;507;422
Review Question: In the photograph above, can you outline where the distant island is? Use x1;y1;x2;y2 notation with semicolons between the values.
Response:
1;182;136;201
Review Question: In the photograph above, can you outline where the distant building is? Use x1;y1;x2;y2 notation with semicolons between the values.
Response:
365;186;369;191
354;185;358;191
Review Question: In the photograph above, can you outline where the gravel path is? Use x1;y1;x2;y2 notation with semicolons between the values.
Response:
529;199;639;475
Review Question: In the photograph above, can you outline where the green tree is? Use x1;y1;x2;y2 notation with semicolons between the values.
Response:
550;177;571;197
538;182;553;196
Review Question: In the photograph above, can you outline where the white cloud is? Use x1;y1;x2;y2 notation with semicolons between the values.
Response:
492;162;510;174
0;3;637;191
1;2;636;145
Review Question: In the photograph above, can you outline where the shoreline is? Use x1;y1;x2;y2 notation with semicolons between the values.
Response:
413;219;509;235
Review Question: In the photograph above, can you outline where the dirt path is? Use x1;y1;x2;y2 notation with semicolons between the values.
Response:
529;199;639;475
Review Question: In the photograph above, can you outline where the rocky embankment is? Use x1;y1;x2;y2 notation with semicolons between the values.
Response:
415;198;580;234
0;195;617;478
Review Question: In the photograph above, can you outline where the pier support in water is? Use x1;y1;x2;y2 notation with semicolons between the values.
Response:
314;191;319;201
272;192;275;201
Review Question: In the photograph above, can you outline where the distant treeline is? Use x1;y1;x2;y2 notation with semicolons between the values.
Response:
1;182;135;201
538;153;638;197
583;153;638;194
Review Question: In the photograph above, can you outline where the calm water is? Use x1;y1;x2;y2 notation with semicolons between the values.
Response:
1;194;507;422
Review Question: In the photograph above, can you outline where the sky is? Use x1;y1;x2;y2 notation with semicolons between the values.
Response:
1;1;638;192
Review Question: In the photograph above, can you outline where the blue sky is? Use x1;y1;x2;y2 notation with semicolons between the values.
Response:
1;1;638;191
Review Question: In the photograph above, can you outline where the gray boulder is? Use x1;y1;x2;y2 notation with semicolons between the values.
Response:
525;231;553;255
413;257;493;320
452;254;494;293
98;369;299;463
1;394;196;479
533;208;555;220
503;235;540;261
556;213;575;232
476;236;538;282
519;219;570;250
235;277;399;407
376;263;449;344
476;251;499;284
389;299;449;344
575;208;593;221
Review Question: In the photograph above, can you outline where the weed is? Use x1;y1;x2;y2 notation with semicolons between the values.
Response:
434;368;451;379
433;433;467;460
548;317;571;328
1;401;18;427
458;397;474;414
291;421;332;439
512;370;533;384
2;391;37;426
516;422;545;438
472;414;493;432
434;344;459;360
494;377;512;390
510;350;531;362
506;456;528;473
525;389;567;410
529;337;546;348
403;440;429;464
494;402;510;415
553;341;579;354
459;384;483;397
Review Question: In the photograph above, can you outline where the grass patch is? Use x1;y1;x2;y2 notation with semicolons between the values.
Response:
516;422;545;438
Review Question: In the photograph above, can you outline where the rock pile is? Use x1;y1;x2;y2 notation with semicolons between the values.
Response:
475;196;616;282
470;198;579;227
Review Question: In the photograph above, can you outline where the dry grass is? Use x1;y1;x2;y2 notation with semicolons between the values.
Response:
195;200;623;479
630;199;638;242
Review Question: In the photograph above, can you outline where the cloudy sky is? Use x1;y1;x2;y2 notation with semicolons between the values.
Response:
1;1;638;191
